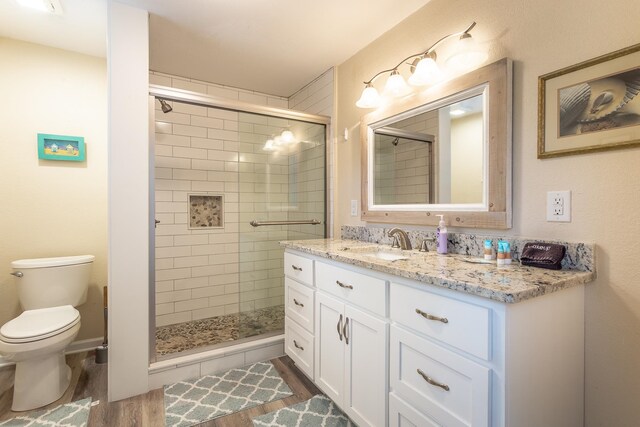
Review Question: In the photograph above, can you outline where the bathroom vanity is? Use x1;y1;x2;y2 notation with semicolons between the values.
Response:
281;239;595;427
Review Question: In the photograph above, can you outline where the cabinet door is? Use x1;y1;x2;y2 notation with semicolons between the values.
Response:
315;292;345;404
344;304;388;427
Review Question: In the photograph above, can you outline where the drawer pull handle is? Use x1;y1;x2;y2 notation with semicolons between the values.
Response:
417;369;450;392
416;308;449;324
292;265;303;271
293;340;304;351
336;280;353;290
343;317;350;345
293;298;304;307
337;314;343;341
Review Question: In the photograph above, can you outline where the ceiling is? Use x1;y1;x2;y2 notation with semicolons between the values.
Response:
0;0;432;97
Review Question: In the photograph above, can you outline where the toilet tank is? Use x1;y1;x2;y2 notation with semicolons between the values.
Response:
11;255;95;310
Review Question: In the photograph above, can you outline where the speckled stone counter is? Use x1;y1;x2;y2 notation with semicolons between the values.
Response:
280;239;596;304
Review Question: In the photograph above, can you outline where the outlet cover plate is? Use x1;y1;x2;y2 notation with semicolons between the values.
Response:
350;200;358;216
547;191;571;222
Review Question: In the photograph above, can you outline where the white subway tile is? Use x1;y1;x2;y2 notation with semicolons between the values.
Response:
209;294;239;307
155;224;191;236
224;120;238;131
175;297;209;312
155;157;191;170
208;107;239;121
172;102;208;117
156;289;191;304
174;235;209;246
224;303;240;315
192;181;225;192
155;213;175;225
155;236;174;247
209;273;238;286
155;280;174;293
223;141;240;152
191;137;224;150
156;190;173;202
155;311;192;328
155;144;173;157
156;201;185;213
191;264;226;277
155;258;174;270
239;92;267;105
173;124;207;138
172;79;207;94
207;128;238;141
172;169;208;181
155;122;173;134
206;85;240;100
207;171;237;182
192;159;225;171
156;246;191;258
174;255;210;268
191;116;224;129
208;150;238;162
173;147;208;160
149;73;172;86
156;133;191;147
174;213;188;224
174;276;209;290
192;244;226;256
191;285;226;299
156;303;174;316
157;111;191;125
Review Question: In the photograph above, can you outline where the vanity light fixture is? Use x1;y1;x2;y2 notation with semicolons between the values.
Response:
355;22;486;109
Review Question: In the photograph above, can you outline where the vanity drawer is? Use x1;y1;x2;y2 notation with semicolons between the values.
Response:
315;261;386;316
390;283;490;360
284;251;313;286
285;277;314;333
390;326;490;427
389;392;440;427
285;316;314;380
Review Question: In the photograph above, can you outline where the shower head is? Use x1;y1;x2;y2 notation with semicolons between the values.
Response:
392;137;399;146
159;99;173;113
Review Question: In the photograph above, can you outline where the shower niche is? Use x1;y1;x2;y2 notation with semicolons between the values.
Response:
150;92;328;360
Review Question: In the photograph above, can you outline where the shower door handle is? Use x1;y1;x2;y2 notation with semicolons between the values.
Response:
155;219;161;228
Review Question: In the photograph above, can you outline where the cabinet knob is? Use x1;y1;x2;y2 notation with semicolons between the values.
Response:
416;308;448;324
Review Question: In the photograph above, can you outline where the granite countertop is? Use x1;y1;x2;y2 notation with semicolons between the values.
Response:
280;238;596;304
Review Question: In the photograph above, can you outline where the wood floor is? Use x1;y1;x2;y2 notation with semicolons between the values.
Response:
0;352;321;426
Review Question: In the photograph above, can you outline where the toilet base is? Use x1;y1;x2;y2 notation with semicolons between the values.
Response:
11;350;72;412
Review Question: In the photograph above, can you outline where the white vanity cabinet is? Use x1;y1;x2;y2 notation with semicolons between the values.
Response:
314;261;388;427
283;252;315;380
284;248;586;427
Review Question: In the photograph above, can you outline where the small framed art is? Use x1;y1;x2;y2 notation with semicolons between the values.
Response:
37;133;86;161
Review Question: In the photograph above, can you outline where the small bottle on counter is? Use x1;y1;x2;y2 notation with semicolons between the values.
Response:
497;242;505;266
503;241;512;265
484;239;493;260
436;215;448;255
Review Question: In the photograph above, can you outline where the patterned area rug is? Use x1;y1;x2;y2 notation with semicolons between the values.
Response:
252;395;355;427
0;397;92;427
164;361;292;427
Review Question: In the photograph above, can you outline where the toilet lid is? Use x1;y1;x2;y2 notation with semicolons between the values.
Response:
0;305;80;343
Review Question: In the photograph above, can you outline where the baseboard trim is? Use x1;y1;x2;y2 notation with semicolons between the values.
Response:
0;336;104;368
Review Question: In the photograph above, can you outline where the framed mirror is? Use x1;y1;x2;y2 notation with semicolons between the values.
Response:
361;58;512;229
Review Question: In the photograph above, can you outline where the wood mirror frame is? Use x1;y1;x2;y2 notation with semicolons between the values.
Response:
360;58;513;229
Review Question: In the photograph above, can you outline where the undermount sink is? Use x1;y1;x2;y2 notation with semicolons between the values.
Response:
363;251;409;261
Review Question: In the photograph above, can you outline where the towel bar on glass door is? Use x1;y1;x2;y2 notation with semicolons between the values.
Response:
249;219;321;227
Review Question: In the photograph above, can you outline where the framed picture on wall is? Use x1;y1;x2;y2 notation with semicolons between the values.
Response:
37;133;86;161
538;43;640;158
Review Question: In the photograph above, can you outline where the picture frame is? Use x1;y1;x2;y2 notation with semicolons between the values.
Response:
37;133;86;161
188;194;224;229
538;43;640;158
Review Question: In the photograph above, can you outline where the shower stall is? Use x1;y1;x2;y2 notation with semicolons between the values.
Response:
148;86;328;361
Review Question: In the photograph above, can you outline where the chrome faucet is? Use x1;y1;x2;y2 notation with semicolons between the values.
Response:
388;228;412;250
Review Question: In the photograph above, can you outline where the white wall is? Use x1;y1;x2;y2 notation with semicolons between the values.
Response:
107;2;149;401
335;0;640;424
0;38;107;341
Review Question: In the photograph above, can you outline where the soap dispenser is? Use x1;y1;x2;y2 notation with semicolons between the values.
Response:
436;215;448;254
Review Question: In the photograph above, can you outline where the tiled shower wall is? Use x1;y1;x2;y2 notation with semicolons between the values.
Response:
151;70;331;327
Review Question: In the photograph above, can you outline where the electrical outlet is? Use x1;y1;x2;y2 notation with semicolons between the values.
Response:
350;200;358;217
547;191;571;222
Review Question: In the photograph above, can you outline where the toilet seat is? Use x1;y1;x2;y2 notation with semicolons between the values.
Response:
0;305;80;344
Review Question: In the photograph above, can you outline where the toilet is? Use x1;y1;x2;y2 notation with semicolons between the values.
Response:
0;255;94;411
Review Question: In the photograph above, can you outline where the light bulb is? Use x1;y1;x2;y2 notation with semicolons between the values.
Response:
263;139;276;151
280;130;295;144
446;33;488;73
408;55;443;86
356;84;381;109
384;70;411;98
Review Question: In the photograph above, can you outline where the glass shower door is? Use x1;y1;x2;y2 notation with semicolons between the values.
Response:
237;112;326;339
